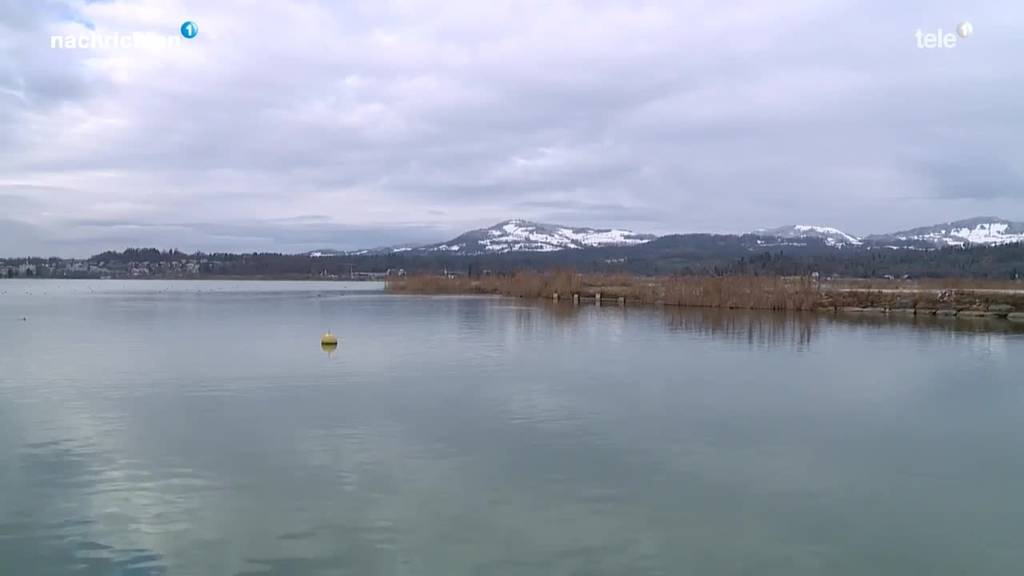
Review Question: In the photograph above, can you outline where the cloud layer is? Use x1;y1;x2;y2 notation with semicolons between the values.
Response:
1;0;1022;256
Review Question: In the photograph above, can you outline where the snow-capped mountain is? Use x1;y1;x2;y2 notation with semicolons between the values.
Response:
755;225;862;247
302;216;1024;257
867;217;1024;247
426;219;656;254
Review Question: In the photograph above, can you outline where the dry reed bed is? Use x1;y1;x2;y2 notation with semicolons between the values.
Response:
387;273;1024;313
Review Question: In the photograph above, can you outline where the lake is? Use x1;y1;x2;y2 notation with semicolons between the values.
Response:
1;280;1023;575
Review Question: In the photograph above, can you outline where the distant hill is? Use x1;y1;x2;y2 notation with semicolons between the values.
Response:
323;216;1024;256
754;225;862;247
7;215;1021;280
283;216;1024;279
865;217;1024;247
414;219;655;255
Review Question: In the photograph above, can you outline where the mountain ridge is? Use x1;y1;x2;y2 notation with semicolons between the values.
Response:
419;219;657;255
318;216;1024;256
865;217;1024;247
755;225;862;247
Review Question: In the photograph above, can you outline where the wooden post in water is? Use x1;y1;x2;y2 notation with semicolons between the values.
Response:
595;292;602;306
573;293;580;306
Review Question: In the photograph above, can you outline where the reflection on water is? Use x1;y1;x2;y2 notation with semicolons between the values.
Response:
1;280;1023;575
1;437;171;575
542;299;1024;350
662;308;819;348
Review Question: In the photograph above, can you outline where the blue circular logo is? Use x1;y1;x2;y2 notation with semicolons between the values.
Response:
180;21;198;39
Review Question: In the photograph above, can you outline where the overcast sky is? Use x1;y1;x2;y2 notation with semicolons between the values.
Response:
1;0;1022;257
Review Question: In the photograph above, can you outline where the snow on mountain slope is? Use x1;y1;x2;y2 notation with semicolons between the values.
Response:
304;216;1024;256
427;219;656;254
868;217;1024;247
755;224;862;247
306;244;419;257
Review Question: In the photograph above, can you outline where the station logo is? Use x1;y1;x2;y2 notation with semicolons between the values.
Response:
915;21;973;49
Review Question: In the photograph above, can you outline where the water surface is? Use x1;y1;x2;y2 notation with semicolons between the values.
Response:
1;280;1022;575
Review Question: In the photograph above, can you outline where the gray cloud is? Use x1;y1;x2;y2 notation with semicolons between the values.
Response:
3;216;448;257
0;0;1022;256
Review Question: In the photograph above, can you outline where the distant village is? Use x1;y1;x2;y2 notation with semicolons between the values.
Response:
1;257;205;279
0;251;406;280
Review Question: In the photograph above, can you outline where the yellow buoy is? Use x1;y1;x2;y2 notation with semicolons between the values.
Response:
320;332;338;346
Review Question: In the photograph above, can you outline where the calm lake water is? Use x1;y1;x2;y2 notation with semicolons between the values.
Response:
1;280;1023;575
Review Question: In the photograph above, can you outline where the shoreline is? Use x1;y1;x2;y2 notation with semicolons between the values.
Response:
386;273;1024;323
0;276;384;282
